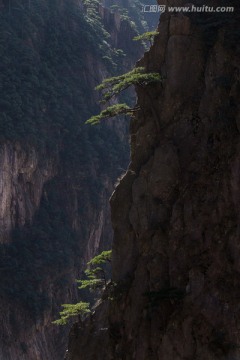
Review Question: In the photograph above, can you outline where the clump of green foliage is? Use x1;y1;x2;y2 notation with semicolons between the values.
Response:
78;250;112;290
86;104;133;125
87;67;162;124
52;302;91;325
133;31;159;46
53;250;112;325
96;67;161;103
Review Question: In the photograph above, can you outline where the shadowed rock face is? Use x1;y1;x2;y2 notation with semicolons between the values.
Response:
67;0;240;359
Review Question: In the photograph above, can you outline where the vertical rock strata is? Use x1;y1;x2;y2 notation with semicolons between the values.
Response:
68;1;240;359
0;143;56;243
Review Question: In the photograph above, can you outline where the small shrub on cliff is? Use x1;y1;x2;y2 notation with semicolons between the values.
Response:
77;249;112;290
133;30;159;46
86;104;133;125
53;250;112;325
96;67;161;103
52;302;91;325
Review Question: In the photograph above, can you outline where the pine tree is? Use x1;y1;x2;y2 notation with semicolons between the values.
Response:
86;67;162;124
53;250;112;325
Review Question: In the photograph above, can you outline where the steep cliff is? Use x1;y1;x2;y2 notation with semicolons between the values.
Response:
67;0;240;359
0;1;145;359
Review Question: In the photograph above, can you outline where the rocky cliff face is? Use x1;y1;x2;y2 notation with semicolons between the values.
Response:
0;143;56;244
67;0;240;359
0;1;144;359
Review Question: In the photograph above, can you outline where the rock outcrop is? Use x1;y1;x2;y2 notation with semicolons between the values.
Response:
67;0;240;359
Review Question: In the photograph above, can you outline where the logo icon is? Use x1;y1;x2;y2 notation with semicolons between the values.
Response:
158;5;166;13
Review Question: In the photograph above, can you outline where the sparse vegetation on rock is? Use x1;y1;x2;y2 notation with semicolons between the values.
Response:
53;250;112;325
